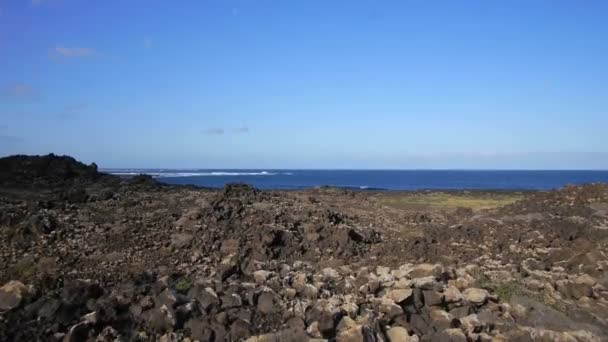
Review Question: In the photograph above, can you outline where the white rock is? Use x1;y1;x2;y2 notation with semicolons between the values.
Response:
387;288;413;303
386;326;413;341
439;328;467;342
371;297;403;317
463;288;489;305
321;268;340;279
576;274;596;287
412;276;436;289
408;264;443;279
394;278;413;289
253;270;273;284
376;266;391;277
444;285;464;303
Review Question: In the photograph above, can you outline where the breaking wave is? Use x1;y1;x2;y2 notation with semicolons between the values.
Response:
104;170;293;178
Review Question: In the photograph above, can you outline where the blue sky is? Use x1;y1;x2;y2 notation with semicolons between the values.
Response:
1;0;607;169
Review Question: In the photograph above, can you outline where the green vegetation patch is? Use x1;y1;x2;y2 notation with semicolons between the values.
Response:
492;282;521;302
468;269;522;302
174;278;192;292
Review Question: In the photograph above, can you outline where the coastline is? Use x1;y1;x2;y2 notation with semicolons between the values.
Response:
1;155;607;341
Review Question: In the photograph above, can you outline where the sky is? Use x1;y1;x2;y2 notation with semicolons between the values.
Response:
1;0;607;169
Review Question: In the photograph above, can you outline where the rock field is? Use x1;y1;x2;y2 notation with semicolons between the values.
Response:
1;154;607;341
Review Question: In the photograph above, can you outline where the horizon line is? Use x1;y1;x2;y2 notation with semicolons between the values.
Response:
100;167;608;172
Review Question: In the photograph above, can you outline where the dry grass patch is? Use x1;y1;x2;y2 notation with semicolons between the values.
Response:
379;192;524;211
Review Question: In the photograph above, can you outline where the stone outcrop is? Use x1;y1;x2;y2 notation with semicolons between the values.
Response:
0;155;607;340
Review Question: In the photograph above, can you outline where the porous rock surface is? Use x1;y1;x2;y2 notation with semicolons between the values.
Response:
0;154;607;341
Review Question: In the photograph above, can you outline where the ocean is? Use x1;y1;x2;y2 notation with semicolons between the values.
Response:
101;169;608;191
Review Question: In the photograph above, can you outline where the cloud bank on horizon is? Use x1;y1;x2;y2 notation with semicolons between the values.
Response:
0;1;607;169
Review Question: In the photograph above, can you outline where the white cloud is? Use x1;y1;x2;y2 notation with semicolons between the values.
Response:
234;125;249;133
52;46;95;58
201;126;249;135
0;83;38;100
201;128;225;135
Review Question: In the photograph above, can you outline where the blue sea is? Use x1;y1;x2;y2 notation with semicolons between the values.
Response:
101;169;608;191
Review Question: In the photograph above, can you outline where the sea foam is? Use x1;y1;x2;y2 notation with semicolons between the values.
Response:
106;171;280;178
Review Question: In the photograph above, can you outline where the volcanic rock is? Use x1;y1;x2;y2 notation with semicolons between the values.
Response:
0;280;29;310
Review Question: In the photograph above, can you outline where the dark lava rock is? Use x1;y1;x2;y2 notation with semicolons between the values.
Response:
0;154;607;341
0;154;104;188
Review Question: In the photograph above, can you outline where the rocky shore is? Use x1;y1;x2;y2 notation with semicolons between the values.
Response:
1;155;607;341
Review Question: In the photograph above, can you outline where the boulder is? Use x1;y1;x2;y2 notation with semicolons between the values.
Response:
336;319;365;342
284;288;297;299
412;276;436;289
422;290;443;306
189;286;219;311
230;319;252;340
145;304;176;332
217;254;239;280
96;326;121;341
443;286;464;303
394;278;413;289
158;333;179;342
408;264;443;279
335;316;355;331
575;274;596;287
460;314;483;334
386;326;412;341
306;321;322;338
376;266;391;276
300;284;319;300
436;328;467;342
0;280;29;311
336;327;365;342
292;273;308;291
246;327;308;342
388;288;413;303
522;328;579;342
359;278;380;295
463;288;488;305
342;302;359;319
321;268;341;279
556;280;592;300
306;299;341;334
170;233;193;248
429;309;455;330
410;314;430;336
448;305;471;319
257;291;280;314
371;297;403;318
221;293;243;309
318;311;338;337
253;270;273;284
